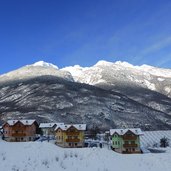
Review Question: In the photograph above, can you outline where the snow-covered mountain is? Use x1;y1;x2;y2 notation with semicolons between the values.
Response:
62;60;171;96
0;61;74;84
62;61;171;115
0;60;171;130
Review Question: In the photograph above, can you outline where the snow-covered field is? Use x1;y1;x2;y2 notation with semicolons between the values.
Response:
0;139;171;171
140;130;171;148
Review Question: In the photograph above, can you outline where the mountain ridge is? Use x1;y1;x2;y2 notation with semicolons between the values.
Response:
1;60;171;130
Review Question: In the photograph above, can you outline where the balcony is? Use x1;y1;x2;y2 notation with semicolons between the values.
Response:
12;133;26;137
66;138;80;143
123;136;137;140
123;144;138;148
66;132;79;136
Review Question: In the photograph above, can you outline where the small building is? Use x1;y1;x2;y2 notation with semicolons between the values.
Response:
110;128;143;154
2;120;38;142
39;122;64;138
55;124;86;148
0;125;2;137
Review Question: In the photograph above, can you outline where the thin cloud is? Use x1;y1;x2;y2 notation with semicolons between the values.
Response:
133;36;171;64
156;54;171;67
140;36;171;56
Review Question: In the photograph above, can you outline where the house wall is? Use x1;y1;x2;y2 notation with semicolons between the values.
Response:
56;128;65;146
41;127;56;137
111;134;123;149
3;122;37;142
56;127;85;148
122;136;141;153
111;132;141;153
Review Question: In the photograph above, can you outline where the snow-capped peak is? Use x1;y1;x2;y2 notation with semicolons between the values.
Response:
114;61;134;68
94;60;113;66
32;61;58;69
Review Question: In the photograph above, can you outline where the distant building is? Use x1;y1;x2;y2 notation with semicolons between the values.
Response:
110;128;143;154
2;120;38;142
39;122;64;137
0;125;2;137
55;124;86;148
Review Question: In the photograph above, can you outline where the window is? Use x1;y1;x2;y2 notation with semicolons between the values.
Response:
75;143;77;146
125;141;129;144
115;141;117;145
69;143;71;146
118;141;120;145
131;141;135;144
132;148;135;151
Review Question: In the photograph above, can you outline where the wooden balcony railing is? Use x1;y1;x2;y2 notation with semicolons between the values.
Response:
123;144;138;148
123;136;137;140
66;138;80;143
66;132;79;136
12;133;26;137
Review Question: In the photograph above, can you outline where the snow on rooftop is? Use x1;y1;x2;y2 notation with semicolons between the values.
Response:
39;123;64;128
56;124;86;131
110;128;143;136
39;123;56;128
6;120;36;126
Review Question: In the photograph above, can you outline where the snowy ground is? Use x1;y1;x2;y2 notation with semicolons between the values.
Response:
140;130;171;148
0;139;171;171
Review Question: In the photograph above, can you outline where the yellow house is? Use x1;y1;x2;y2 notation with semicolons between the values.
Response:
55;124;86;148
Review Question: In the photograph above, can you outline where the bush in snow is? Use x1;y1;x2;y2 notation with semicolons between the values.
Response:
42;159;49;168
1;153;6;161
160;137;169;148
55;156;59;162
74;152;78;158
63;152;68;159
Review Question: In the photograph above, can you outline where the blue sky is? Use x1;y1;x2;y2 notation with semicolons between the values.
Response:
0;0;171;74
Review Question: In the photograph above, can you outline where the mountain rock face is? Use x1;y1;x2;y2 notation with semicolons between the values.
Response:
0;61;74;84
0;76;171;130
62;61;171;115
0;61;171;130
62;60;171;97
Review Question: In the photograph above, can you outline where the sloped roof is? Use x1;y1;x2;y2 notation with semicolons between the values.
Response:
39;123;64;128
5;120;36;126
55;124;86;131
110;128;143;136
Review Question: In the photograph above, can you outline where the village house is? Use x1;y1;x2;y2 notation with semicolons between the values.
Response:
55;124;86;148
2;120;38;142
39;122;64;138
110;128;143;154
